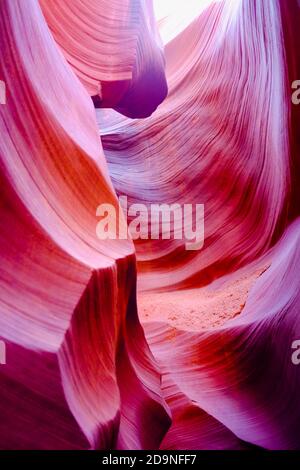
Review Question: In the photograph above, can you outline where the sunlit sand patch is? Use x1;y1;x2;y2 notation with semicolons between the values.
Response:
138;265;268;330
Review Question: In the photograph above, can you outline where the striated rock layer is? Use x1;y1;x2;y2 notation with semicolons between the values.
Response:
0;0;170;449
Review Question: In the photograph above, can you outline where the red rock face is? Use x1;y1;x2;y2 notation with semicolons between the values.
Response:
0;0;300;450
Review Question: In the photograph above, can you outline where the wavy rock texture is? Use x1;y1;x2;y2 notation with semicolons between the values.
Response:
39;0;168;118
0;0;170;449
0;0;300;450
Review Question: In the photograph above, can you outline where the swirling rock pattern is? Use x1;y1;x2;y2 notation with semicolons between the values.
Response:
39;0;168;118
0;0;299;450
